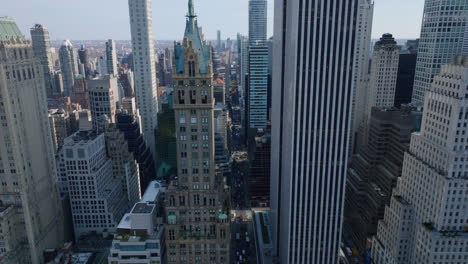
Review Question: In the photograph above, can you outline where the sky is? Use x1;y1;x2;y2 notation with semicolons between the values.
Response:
3;0;425;41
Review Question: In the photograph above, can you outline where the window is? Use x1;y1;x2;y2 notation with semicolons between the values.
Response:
179;117;186;124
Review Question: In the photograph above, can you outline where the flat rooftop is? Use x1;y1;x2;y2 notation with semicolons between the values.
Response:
141;181;164;203
131;202;154;214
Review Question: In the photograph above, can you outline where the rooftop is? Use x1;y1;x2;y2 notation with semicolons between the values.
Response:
131;202;155;215
0;17;24;40
141;181;164;203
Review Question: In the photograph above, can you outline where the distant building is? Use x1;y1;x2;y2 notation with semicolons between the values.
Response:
249;133;270;207
213;78;226;104
108;181;166;264
367;34;400;118
49;109;77;152
59;131;127;238
248;0;267;45
106;39;118;76
87;75;119;129
248;43;269;130
59;40;79;96
30;24;54;97
71;74;89;108
0;17;65;263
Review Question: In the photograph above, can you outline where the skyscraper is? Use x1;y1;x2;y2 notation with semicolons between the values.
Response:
30;24;54;97
248;0;267;45
0;17;64;263
87;75;119;129
217;29;222;52
372;56;468;264
128;0;159;154
411;0;468;105
59;40;79;96
106;39;118;76
248;42;269;130
164;1;231;262
367;34;400;118
270;0;360;263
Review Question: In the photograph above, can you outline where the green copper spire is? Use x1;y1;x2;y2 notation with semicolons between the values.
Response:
187;0;196;18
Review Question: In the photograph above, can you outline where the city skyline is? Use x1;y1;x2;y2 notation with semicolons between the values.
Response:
4;0;424;41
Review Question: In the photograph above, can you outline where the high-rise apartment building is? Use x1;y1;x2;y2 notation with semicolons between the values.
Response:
372;57;468;264
106;39;118;76
30;24;54;97
248;0;267;45
270;0;360;262
367;34;400;118
60;131;128;238
351;0;374;141
59;40;79;96
411;0;468;105
248;42;269;130
128;0;159;154
87;75;119;129
0;17;64;263
164;1;231;262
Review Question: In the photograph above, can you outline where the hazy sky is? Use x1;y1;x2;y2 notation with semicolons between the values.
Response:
4;0;424;41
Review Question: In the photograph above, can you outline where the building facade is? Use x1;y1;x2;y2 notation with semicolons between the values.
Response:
411;0;468;105
248;0;267;45
30;24;54;98
87;75;119;129
60;131;127;239
164;1;231;263
270;0;360;263
372;57;468;264
248;43;269;130
0;17;64;263
59;40;79;97
128;0;159;153
367;34;400;118
106;39;118;76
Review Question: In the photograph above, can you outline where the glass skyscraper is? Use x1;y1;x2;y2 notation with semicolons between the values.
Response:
412;0;467;105
248;0;267;45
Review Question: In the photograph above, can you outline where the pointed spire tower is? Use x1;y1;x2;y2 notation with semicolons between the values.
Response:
165;1;231;263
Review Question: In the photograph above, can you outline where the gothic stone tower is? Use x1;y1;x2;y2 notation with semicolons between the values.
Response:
164;1;231;263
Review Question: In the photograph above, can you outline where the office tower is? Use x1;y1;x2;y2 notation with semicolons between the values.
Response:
217;30;222;52
367;34;400;117
71;74;89;108
108;181;166;264
249;133;271;207
59;40;79;96
270;0;360;263
345;107;421;252
213;77;225;104
248;0;267;45
128;0;159;154
164;1;231;262
78;45;90;77
97;55;107;75
248;42;269;130
118;69;135;97
351;0;374;143
116;110;156;193
372;57;468;264
0;17;64;263
30;24;54;97
88;75;119;129
106;39;118;76
49;109;76;151
59;131;127;238
78;109;93;131
214;105;231;177
99;119;141;205
411;0;468;105
239;35;249;99
395;47;418;107
52;71;64;96
165;48;173;71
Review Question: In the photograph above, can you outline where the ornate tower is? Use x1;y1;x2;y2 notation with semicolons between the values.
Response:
164;1;231;263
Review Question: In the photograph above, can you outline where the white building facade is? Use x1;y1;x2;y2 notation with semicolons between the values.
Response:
128;0;159;154
87;75;119;129
60;131;127;239
59;40;78;97
371;57;468;264
0;17;64;263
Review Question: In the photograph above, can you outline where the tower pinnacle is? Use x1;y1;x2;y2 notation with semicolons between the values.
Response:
187;0;196;18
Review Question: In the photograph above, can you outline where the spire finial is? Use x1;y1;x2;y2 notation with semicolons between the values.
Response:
188;0;196;18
